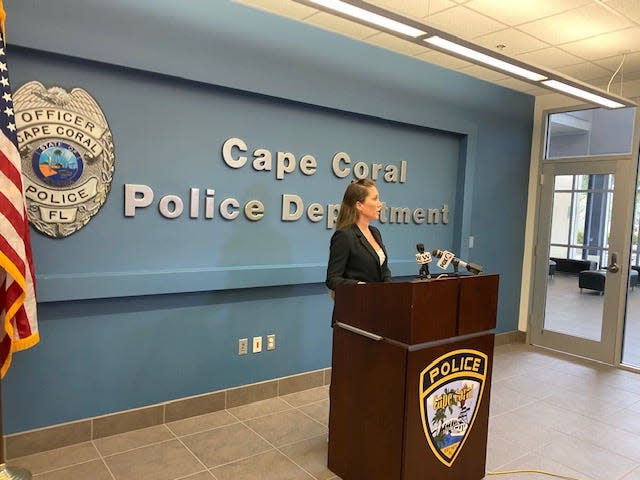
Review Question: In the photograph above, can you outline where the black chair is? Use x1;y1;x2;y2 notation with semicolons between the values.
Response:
548;260;556;277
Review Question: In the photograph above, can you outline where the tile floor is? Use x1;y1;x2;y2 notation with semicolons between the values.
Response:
9;342;640;480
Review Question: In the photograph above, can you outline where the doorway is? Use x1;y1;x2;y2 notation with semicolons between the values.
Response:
529;106;638;366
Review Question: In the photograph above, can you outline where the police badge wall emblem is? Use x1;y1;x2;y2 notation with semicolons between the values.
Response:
419;349;488;467
14;81;115;238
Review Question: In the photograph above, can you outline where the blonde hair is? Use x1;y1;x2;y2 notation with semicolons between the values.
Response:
335;179;377;230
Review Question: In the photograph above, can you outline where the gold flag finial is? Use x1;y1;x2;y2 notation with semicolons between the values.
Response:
0;1;6;38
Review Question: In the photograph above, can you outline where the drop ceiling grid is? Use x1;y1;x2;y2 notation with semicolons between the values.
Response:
233;0;640;94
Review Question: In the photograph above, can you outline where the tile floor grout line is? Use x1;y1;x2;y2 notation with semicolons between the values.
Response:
235;414;323;479
173;434;219;480
97;436;179;459
23;457;104;478
295;404;330;431
167;416;241;438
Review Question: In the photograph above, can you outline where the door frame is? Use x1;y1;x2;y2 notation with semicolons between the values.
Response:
520;105;640;368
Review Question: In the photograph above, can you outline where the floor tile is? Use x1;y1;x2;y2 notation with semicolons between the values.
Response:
280;386;329;407
299;399;329;426
12;442;99;475
245;409;327;447
227;397;292;421
174;471;215;480
94;425;175;456
488;452;596;480
622;467;640;480
493;374;555;400
280;434;334;480
167;410;238;436
601;406;640;436
536;434;637;480
503;399;587;432
485;433;532;471
488;382;535;416
104;439;203;480
210;449;314;480
32;459;113;480
567;417;640;464
489;411;556;451
180;422;272;468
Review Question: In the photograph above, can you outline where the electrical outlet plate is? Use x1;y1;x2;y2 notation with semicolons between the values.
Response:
252;336;262;353
238;338;248;355
267;334;276;350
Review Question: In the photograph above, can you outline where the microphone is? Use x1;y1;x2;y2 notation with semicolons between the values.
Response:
432;249;483;275
452;257;483;275
415;243;432;278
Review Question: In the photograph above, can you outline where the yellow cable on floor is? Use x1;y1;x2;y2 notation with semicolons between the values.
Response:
487;469;582;480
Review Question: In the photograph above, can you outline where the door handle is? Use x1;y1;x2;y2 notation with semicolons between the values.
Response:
608;252;619;273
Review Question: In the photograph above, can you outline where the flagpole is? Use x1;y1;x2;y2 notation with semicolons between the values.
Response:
0;381;31;480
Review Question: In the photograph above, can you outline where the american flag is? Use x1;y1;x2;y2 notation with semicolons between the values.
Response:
0;2;39;378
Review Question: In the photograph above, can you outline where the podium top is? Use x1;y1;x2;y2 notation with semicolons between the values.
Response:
332;274;498;345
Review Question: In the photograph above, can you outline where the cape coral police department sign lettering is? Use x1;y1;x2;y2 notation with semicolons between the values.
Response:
14;81;115;238
419;349;487;467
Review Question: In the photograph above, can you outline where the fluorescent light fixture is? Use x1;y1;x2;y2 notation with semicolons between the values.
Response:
425;36;547;82
306;0;426;37
542;80;626;109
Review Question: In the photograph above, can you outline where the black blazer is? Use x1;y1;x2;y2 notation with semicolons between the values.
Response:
326;224;392;291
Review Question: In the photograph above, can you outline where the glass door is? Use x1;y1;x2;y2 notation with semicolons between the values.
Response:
530;158;635;364
623;170;640;368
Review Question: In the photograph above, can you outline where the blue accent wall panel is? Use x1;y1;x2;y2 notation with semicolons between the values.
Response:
2;0;534;433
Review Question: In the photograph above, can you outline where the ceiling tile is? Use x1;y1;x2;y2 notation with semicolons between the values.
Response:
595;51;640;74
458;64;510;82
518;47;586;68
368;0;456;18
463;0;592;26
518;3;634;45
415;49;474;69
587;69;640;93
560;27;640;60
603;0;640;24
304;11;380;40
474;28;549;55
365;32;430;55
233;0;317;20
556;61;612;81
420;5;507;39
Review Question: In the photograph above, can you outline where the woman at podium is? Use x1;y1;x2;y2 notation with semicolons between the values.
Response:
326;179;392;296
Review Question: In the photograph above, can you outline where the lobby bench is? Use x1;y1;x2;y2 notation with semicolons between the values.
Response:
550;257;597;275
579;269;638;294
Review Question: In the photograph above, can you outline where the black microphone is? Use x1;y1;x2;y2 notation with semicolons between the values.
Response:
452;257;483;275
432;249;483;275
416;243;432;278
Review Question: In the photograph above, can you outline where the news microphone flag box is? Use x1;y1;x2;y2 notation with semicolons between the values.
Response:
437;250;455;270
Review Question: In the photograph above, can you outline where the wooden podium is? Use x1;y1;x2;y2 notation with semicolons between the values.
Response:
328;274;499;480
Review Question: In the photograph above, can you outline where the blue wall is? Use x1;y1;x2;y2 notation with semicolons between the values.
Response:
3;0;534;433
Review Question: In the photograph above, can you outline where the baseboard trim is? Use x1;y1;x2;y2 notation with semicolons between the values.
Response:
495;330;526;346
5;367;332;459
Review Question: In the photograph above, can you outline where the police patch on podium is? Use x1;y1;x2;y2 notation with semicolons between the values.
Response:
14;81;115;238
419;349;488;467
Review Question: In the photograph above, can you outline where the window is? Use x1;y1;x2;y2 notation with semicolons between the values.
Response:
550;174;613;268
546;107;635;159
